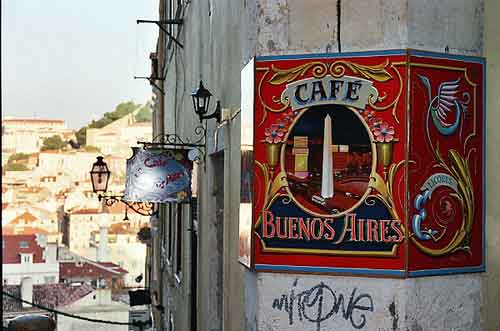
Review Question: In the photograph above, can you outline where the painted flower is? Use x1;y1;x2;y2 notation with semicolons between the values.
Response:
373;122;395;142
265;125;285;144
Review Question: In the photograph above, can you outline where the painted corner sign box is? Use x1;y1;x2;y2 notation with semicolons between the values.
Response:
239;50;485;277
124;147;192;203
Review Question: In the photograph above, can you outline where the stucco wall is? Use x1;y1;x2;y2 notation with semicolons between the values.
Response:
256;273;481;331
159;0;249;330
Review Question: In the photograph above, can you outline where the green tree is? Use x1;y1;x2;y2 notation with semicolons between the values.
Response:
7;153;30;163
76;127;87;146
4;163;29;171
76;100;143;147
41;135;66;151
89;101;140;129
135;105;152;122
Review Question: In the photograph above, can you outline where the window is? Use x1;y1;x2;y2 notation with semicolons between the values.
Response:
175;204;183;277
20;253;32;264
19;241;29;248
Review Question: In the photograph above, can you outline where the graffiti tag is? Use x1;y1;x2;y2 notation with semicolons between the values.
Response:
272;279;374;331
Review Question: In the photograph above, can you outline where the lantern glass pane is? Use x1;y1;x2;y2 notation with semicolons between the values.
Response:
205;95;211;113
197;97;205;115
91;171;108;192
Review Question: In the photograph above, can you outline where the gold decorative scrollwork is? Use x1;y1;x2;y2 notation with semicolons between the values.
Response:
256;67;290;122
254;160;289;229
368;159;406;220
329;59;392;82
256;59;405;125
268;62;328;85
410;147;475;256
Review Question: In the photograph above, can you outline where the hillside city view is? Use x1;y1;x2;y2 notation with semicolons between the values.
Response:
2;101;154;329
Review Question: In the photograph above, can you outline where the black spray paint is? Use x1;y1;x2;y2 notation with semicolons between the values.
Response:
272;279;374;331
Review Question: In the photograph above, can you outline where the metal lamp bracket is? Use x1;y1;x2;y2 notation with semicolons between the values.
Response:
137;125;207;163
137;19;184;48
134;76;166;95
98;194;159;217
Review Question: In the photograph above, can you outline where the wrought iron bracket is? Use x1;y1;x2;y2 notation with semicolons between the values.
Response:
134;76;165;95
98;194;159;217
198;101;222;123
137;19;184;48
137;125;207;162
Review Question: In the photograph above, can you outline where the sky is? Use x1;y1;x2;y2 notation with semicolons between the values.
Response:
2;0;159;129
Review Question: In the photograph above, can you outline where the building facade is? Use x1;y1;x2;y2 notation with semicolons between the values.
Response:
1;117;74;154
143;1;500;330
86;107;153;157
2;231;59;285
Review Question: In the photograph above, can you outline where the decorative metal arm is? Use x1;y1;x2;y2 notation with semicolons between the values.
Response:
98;194;159;217
138;125;207;162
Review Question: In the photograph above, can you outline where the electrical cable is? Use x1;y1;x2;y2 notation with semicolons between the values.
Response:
2;291;148;327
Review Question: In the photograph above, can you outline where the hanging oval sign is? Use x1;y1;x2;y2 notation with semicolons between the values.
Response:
123;147;192;203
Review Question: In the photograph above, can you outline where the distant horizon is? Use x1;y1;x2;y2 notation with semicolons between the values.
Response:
1;98;152;130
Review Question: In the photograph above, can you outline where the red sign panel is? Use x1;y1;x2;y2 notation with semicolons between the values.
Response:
239;50;485;277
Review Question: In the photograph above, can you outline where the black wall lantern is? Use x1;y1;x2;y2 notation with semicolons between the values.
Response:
191;80;221;122
89;156;111;194
89;156;158;217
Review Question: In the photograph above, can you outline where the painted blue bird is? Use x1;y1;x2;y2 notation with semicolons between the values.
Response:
418;75;467;136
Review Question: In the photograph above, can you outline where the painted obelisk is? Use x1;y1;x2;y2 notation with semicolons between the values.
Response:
321;115;334;198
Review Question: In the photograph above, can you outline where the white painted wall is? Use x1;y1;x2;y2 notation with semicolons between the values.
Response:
256;273;481;331
57;289;129;331
3;262;59;285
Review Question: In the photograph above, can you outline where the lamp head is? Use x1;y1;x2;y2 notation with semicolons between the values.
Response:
191;80;212;118
89;156;110;194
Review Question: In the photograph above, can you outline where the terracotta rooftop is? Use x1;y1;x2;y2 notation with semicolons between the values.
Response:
2;226;50;236
109;222;137;235
104;203;144;216
3;283;94;313
90;221;137;236
60;261;128;279
69;208;100;215
10;212;39;224
2;118;65;124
